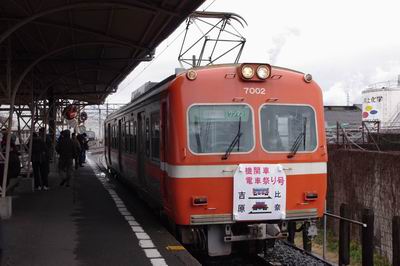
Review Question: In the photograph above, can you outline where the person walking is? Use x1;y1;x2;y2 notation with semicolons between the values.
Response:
31;132;49;190
39;128;50;188
71;133;81;170
77;133;89;166
56;130;76;187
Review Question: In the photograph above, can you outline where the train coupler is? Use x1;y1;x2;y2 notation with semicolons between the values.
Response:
224;223;287;242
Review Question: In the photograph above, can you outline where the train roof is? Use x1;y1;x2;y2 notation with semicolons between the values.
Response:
106;74;176;120
105;63;307;121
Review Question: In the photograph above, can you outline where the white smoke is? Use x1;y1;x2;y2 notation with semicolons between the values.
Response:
370;61;400;83
268;27;300;64
323;61;400;106
323;72;366;105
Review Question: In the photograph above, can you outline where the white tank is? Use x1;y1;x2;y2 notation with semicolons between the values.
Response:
362;77;400;128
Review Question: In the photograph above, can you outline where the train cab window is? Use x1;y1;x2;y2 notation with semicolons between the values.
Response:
188;105;254;154
145;118;150;157
260;104;317;152
151;112;160;160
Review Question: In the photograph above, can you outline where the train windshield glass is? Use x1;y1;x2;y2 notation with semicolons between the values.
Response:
260;105;317;152
188;105;254;154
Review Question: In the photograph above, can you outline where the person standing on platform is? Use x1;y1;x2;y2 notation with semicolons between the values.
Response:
77;133;88;165
56;130;76;187
82;133;89;163
39;128;50;188
31;132;49;190
0;130;21;188
71;133;81;170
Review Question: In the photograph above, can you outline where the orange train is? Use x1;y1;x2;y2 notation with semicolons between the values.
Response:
104;63;327;256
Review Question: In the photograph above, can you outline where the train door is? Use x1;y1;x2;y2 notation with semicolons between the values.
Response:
118;119;123;172
161;102;169;204
137;112;147;189
107;123;111;165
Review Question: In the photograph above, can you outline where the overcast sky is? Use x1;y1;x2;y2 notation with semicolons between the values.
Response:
107;0;400;106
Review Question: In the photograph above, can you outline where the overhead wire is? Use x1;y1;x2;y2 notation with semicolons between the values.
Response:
117;27;187;93
202;0;216;11
117;0;217;93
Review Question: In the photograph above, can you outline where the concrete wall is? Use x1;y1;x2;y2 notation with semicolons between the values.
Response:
327;147;400;261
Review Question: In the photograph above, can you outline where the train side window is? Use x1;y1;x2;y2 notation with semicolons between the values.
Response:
128;121;133;153
114;125;117;149
105;124;108;146
121;121;125;151
113;125;116;148
146;118;150;157
115;125;117;149
132;121;137;153
151;112;160;160
111;125;113;148
125;121;129;152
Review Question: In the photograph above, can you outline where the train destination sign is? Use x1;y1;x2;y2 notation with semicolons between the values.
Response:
233;164;286;221
189;105;250;122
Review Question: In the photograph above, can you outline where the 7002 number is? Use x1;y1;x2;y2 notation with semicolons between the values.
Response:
243;87;266;95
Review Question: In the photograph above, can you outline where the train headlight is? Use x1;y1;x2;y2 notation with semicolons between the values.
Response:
238;63;271;81
241;65;255;79
256;65;270;79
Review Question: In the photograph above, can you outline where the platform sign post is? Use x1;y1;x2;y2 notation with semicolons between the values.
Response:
233;164;286;221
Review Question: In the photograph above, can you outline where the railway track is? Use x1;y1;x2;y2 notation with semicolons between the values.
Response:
261;240;332;266
194;240;332;266
198;240;332;266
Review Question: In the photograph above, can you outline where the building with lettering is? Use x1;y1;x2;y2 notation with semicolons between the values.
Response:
362;76;400;128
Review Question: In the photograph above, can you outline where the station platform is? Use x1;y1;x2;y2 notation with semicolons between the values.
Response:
1;152;200;266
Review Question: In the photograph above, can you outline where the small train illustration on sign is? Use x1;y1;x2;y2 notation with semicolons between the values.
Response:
253;188;269;196
252;202;268;211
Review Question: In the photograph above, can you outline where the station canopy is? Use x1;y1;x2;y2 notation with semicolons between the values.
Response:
0;0;204;105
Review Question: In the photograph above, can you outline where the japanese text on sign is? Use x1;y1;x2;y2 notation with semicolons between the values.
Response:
233;164;286;221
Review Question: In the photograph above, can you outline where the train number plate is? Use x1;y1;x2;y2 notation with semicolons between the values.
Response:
233;164;286;221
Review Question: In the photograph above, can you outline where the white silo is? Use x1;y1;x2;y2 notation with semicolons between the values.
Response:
362;76;400;128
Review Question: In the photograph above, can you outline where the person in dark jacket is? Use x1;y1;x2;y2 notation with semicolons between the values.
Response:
71;133;81;170
0;131;21;187
31;132;49;190
77;133;88;166
56;130;77;187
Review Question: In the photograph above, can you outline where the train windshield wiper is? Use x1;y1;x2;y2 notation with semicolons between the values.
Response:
287;118;307;158
222;117;242;160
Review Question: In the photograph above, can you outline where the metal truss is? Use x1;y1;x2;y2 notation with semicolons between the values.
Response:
0;100;49;194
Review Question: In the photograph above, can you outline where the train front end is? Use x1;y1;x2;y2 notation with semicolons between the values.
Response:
166;64;327;256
